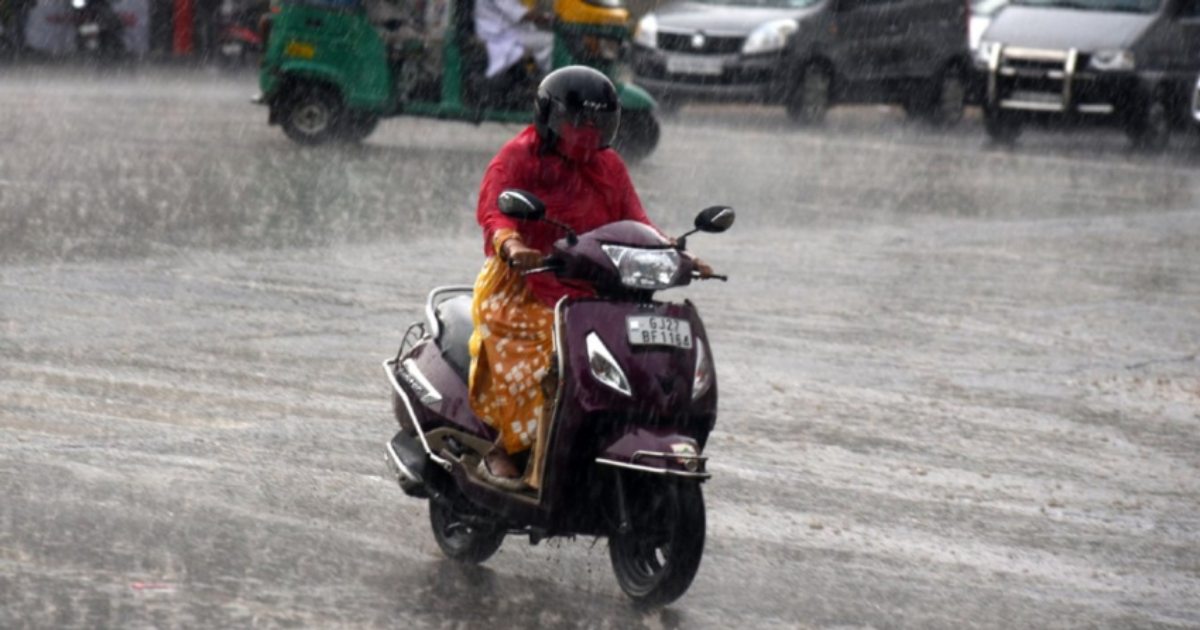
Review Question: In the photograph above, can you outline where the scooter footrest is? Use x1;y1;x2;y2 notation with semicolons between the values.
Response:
387;431;430;498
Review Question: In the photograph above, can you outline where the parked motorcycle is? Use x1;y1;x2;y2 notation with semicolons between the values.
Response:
382;191;734;606
70;0;124;58
215;0;266;68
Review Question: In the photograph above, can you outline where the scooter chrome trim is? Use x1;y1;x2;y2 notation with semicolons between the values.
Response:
633;449;707;468
595;457;712;480
383;358;453;471
424;285;473;340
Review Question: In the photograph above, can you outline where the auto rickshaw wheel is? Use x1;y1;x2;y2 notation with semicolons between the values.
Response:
339;113;380;144
280;83;343;146
614;110;660;163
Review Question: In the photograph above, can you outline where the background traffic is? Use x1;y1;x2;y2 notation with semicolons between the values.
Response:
4;0;1200;150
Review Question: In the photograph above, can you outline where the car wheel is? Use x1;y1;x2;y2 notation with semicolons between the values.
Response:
280;84;343;146
927;69;966;127
786;63;831;126
983;106;1021;145
1126;98;1170;153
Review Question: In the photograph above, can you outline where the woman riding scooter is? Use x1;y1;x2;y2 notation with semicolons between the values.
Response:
469;65;710;490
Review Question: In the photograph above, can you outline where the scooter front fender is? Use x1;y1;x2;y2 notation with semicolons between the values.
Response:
595;428;710;480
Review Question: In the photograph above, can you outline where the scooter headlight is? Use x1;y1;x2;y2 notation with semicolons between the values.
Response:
602;245;682;291
586;332;632;396
692;339;713;401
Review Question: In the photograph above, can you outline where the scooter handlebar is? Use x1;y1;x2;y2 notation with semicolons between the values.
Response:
692;271;728;282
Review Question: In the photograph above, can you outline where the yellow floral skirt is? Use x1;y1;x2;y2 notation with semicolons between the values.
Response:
468;256;555;458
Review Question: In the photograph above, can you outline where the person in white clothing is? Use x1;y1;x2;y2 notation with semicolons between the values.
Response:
473;0;553;80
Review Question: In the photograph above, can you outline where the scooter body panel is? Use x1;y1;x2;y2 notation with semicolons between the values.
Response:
395;339;494;440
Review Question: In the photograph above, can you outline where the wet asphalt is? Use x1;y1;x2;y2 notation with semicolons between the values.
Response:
1;66;1199;629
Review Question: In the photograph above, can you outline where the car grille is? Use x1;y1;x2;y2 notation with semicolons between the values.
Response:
994;47;1076;112
657;31;744;55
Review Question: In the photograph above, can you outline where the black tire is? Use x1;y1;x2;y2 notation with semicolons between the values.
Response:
983;107;1022;145
280;84;343;146
429;498;505;564
908;68;965;127
339;112;380;143
609;479;705;607
1126;98;1170;153
613;110;660;163
786;63;831;126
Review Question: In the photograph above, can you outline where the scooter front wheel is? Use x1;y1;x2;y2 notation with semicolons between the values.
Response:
428;498;505;564
609;479;705;607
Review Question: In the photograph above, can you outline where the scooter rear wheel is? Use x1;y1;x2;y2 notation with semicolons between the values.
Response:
609;479;705;607
429;498;505;564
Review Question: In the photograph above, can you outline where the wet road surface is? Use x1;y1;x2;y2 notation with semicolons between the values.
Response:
1;66;1199;629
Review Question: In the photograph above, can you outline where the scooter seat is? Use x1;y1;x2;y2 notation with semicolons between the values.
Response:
435;294;474;384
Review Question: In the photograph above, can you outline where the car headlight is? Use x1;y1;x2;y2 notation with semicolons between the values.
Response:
1089;49;1135;72
1192;75;1200;124
586;332;631;396
974;40;1000;68
634;13;657;49
741;19;797;55
692;339;713;401
602;245;682;290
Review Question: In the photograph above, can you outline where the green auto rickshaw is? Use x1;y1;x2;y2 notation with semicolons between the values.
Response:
255;0;661;160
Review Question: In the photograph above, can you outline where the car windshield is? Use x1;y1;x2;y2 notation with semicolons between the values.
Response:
1010;0;1159;13
692;0;820;8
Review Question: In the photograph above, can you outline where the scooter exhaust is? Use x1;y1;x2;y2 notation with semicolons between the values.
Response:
385;431;430;498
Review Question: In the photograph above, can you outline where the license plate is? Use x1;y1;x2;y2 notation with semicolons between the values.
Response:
79;23;100;36
221;42;244;55
1009;90;1061;104
666;54;723;77
627;316;693;349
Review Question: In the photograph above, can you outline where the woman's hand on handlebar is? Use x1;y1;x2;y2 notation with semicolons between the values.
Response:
688;256;728;281
503;238;544;270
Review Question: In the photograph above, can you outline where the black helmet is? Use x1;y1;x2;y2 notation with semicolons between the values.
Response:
534;66;621;161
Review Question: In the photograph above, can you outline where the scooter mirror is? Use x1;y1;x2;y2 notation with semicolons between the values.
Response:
498;189;546;221
694;206;735;233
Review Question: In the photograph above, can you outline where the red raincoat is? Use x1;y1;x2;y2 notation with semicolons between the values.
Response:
476;125;657;306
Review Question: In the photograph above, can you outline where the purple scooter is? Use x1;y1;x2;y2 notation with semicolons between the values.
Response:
383;189;734;606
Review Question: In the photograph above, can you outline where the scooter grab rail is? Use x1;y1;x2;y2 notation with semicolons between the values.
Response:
382;358;453;472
